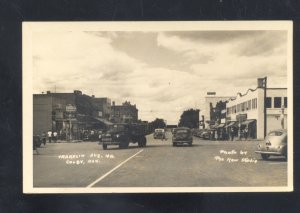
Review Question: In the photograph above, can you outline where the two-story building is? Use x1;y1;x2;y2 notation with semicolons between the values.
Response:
226;79;287;139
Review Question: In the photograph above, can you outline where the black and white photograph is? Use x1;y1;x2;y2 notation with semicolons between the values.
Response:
23;21;293;193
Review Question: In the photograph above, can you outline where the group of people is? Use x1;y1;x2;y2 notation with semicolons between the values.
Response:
46;130;58;143
209;126;249;141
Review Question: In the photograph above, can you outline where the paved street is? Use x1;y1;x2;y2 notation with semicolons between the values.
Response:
33;131;287;188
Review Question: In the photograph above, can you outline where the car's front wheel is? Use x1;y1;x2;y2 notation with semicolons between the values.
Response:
261;153;270;160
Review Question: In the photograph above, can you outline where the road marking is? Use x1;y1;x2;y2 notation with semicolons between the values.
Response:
86;149;144;188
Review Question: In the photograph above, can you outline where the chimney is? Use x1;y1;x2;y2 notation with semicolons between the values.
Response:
112;101;115;106
46;91;51;94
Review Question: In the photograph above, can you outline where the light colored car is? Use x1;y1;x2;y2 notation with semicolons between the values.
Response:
153;128;166;139
172;127;193;146
255;129;287;160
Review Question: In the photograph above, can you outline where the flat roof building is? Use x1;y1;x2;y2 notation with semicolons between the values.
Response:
226;80;287;139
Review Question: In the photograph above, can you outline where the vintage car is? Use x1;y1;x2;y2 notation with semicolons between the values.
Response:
153;128;166;139
200;130;210;139
172;127;193;146
255;129;287;160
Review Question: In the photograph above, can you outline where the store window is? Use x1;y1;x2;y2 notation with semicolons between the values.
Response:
284;97;287;108
274;97;282;108
265;97;272;108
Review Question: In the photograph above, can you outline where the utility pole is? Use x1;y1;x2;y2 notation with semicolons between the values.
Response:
263;77;267;138
281;105;285;129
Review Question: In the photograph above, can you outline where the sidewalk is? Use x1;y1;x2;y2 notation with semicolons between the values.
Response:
50;140;84;143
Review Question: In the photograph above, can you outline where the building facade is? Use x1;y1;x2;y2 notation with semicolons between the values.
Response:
92;97;112;119
226;84;287;139
111;101;138;123
33;90;111;140
201;96;233;126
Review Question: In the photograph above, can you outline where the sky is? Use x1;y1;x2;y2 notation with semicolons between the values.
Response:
32;30;288;124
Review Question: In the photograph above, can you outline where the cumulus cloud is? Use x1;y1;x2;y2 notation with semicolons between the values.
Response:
32;30;288;124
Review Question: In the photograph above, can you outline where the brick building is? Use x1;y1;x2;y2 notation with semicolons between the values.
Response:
110;101;138;123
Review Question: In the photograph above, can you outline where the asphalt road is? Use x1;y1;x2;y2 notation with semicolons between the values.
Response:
33;131;287;188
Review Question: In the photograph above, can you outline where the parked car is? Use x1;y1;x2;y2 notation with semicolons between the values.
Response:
172;127;193;146
33;135;42;148
153;128;166;139
193;129;201;137
201;130;210;139
255;129;287;160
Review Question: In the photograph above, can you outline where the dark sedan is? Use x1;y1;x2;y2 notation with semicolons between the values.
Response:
172;127;193;146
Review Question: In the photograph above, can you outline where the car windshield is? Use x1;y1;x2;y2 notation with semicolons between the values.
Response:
268;131;284;136
175;129;189;134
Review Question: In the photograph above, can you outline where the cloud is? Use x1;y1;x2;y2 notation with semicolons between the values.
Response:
31;30;288;124
156;33;215;65
164;31;259;43
231;31;287;57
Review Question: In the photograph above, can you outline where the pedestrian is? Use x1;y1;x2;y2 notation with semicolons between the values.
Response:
33;138;39;155
41;132;46;145
53;131;58;142
210;130;214;140
215;130;218;140
230;127;234;141
47;130;52;143
244;127;248;140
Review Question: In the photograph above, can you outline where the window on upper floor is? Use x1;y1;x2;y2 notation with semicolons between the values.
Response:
284;97;287;108
247;100;251;110
265;97;272;108
274;97;282;108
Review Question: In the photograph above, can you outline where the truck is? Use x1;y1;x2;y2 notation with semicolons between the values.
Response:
100;123;153;150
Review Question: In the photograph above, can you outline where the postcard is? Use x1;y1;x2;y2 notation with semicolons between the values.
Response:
23;21;293;193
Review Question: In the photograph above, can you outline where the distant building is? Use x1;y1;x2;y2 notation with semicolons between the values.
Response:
226;78;287;139
201;95;233;125
111;101;138;123
92;97;112;119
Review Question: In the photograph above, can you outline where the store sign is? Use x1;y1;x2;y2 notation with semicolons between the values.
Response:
66;104;76;112
207;92;216;95
236;114;247;123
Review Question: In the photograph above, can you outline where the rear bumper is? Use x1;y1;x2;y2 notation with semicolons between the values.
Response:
173;140;192;144
255;150;283;156
100;140;120;145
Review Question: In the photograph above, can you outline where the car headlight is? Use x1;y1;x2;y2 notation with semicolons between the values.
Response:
116;134;120;138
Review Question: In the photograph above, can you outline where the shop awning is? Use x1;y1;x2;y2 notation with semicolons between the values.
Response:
210;124;219;129
94;117;114;126
215;123;226;128
241;119;256;126
224;121;237;128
